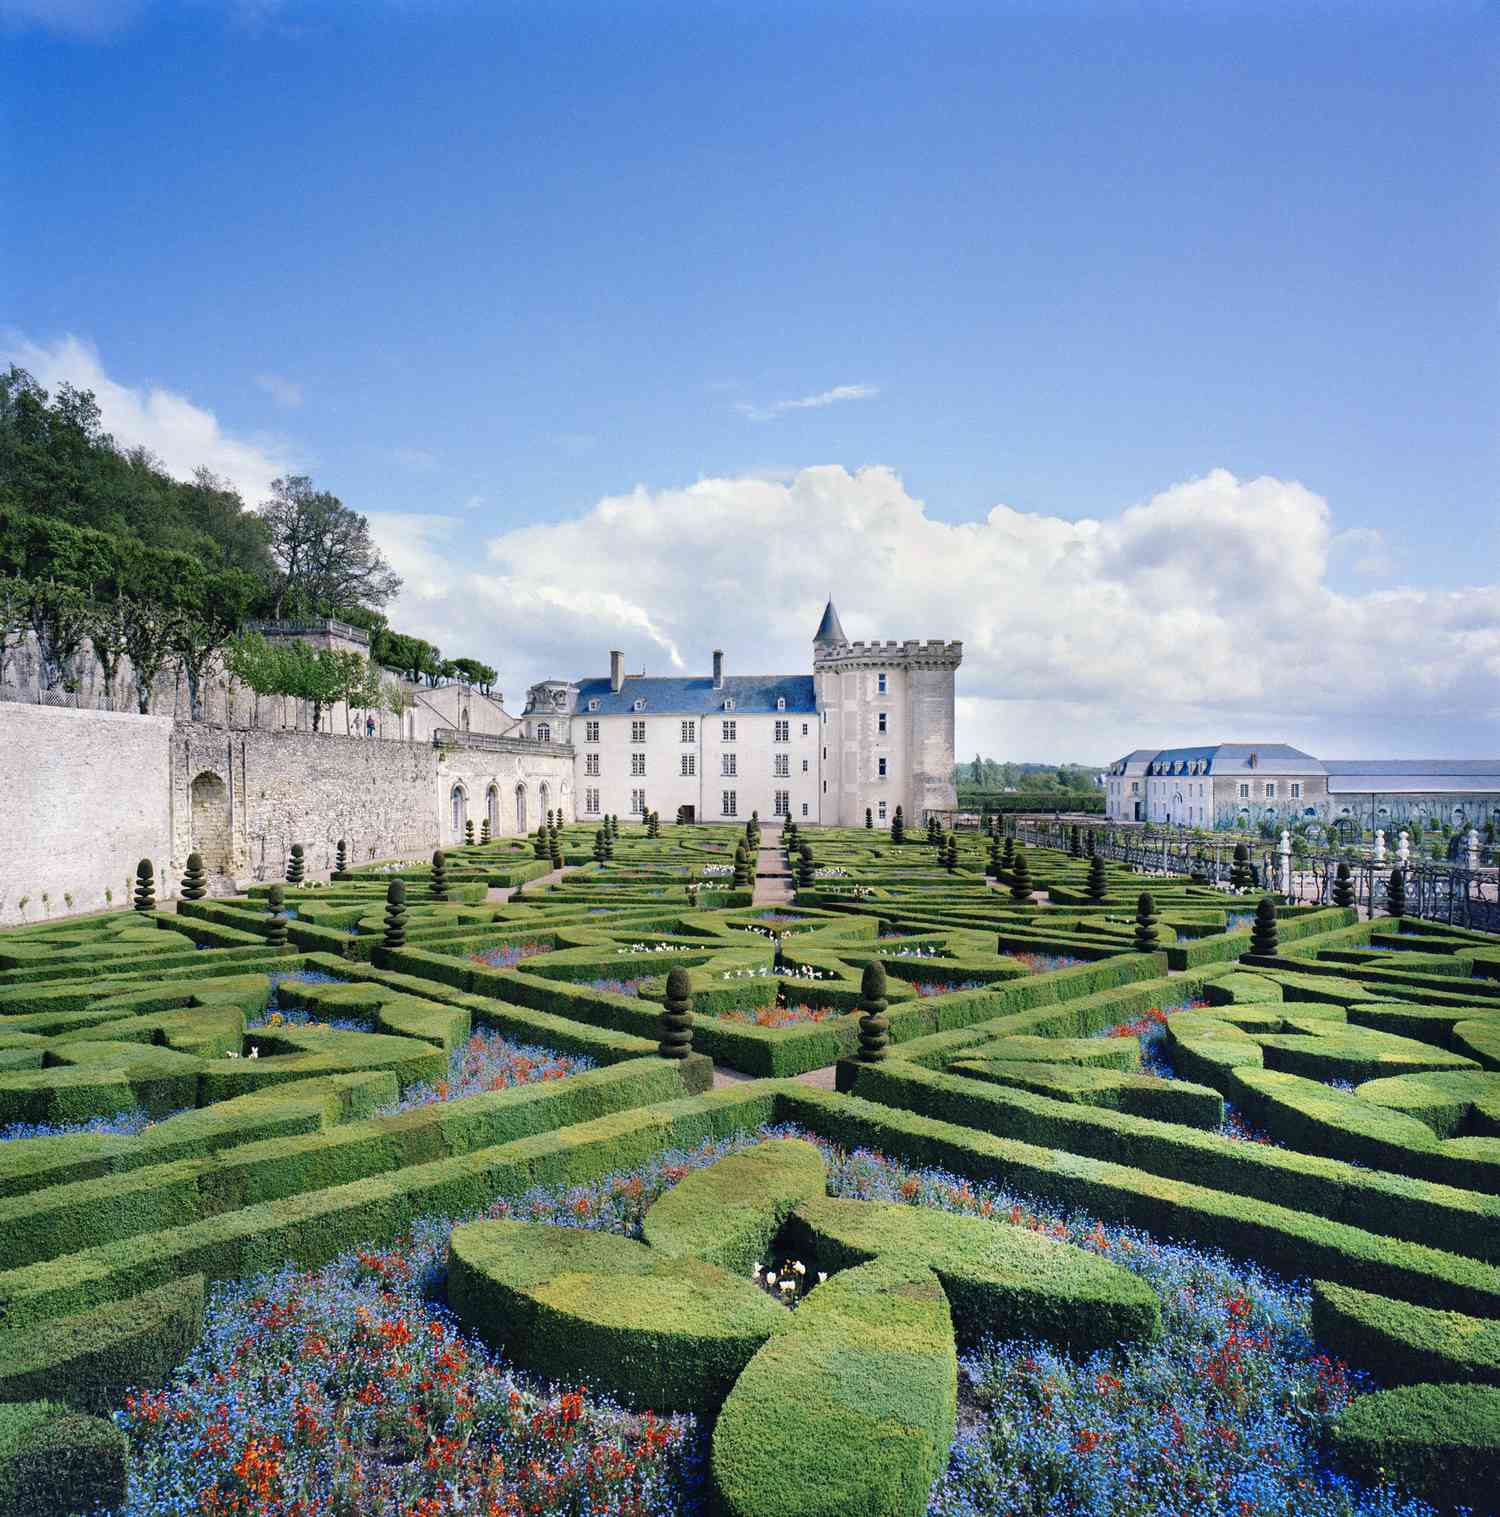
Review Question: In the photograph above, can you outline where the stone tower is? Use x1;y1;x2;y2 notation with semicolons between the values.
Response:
812;598;961;827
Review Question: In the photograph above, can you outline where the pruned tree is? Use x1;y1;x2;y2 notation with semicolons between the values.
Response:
1250;895;1279;955
262;475;401;618
1133;891;1159;953
1085;852;1108;904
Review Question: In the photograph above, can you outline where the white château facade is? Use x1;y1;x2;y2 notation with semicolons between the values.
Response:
521;601;961;827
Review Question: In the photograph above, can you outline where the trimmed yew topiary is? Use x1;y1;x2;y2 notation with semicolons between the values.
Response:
1388;868;1407;918
797;843;814;889
857;961;890;1062
180;853;207;901
464;820;475;846
891;805;905;844
1133;891;1159;953
132;859;155;913
865;807;873;829
658;965;695;1060
1086;852;1108;904
549;831;563;870
430;850;449;902
1069;825;1082;858
1001;836;1015;870
264;884;288;948
533;826;548;859
593;829;608;864
943;834;958;872
1332;861;1355;908
1085;829;1096;858
1251;895;1279;956
286;844;305;886
333;839;349;880
1008;847;1033;904
1230;842;1253;891
382;880;407;948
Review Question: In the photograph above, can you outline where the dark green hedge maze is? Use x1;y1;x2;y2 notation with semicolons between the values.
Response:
1;819;1497;1514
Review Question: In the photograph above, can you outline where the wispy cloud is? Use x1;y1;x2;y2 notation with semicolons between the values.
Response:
735;383;879;423
254;372;303;409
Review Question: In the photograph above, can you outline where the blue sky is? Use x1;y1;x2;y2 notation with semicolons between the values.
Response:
4;1;1497;761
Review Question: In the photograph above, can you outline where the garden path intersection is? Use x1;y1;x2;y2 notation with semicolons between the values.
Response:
0;818;1497;1515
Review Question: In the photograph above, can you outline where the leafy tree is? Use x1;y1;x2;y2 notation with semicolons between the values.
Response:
261;475;401;618
1132;892;1160;952
167;561;260;720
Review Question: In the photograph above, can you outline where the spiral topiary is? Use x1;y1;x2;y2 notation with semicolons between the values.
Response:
382;879;407;948
549;831;563;869
1069;825;1082;858
890;805;905;844
797;842;814;889
132;859;155;913
286;844;305;886
1230;842;1253;891
1133;891;1160;953
987;835;1001;879
265;883;288;948
1008;847;1033;904
1084;829;1096;858
1085;852;1108;905
1332;861;1355;908
430;850;448;902
333;839;348;880
181;852;207;901
857;961;890;1062
533;826;549;860
865;807;873;829
1001;836;1015;870
593;828;607;864
1387;868;1407;918
943;834;958;872
658;965;695;1060
1251;895;1279;956
465;820;475;846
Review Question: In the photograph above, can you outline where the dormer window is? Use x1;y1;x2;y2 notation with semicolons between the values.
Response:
724;698;735;711
588;698;600;712
632;698;646;712
776;696;786;711
535;722;551;744
1248;752;1258;769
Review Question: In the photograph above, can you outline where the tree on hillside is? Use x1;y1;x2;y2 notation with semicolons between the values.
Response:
262;476;401;619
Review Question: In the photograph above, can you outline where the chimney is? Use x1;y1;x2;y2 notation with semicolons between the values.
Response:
609;651;624;694
712;649;724;690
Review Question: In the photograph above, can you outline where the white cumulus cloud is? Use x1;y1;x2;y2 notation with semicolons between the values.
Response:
371;464;1500;759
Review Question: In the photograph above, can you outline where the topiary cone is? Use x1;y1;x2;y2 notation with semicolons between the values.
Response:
1086;852;1107;904
1008;849;1033;904
797;842;814;888
465;820;475;846
333;839;348;880
658;965;695;1059
133;858;155;913
430;849;448;902
286;844;305;886
382;880;407;948
265;883;288;948
1387;868;1407;918
1250;895;1279;955
480;817;491;844
1332;861;1355;908
181;852;207;901
1133;891;1160;953
857;962;890;1062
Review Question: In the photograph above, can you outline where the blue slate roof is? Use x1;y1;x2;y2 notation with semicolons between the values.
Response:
1140;743;1323;777
1325;760;1500;794
574;673;816;716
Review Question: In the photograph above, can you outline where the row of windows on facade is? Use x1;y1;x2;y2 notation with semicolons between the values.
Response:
1113;780;1304;800
543;715;893;745
581;753;821;778
577;790;893;821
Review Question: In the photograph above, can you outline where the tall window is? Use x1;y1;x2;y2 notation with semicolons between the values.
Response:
681;753;695;777
722;720;736;742
802;758;809;772
1265;782;1276;799
585;721;599;742
585;788;600;814
450;785;465;835
535;722;551;743
878;800;887;821
631;752;646;776
877;712;887;734
774;719;789;742
877;757;887;777
722;791;738;817
773;754;790;777
631;720;646;743
801;723;809;736
1239;783;1249;799
630;788;646;815
681;720;695;743
584;753;600;776
722;753;737;777
1291;782;1302;799
877;672;887;694
774;789;789;816
802;802;809;816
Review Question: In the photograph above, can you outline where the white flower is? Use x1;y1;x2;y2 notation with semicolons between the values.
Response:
817;1272;828;1283
248;1046;259;1059
791;1260;806;1276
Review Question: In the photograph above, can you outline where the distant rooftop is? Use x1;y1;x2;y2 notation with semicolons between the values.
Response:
573;673;815;716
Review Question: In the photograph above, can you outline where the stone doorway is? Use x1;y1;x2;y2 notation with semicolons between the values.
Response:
190;771;231;874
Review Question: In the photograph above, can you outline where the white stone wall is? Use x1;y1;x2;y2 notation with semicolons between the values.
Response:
572;711;819;825
0;702;175;924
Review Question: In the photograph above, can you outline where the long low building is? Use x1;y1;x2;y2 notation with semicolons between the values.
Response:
1104;744;1500;832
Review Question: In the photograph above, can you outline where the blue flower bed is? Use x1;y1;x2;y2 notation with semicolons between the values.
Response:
109;1128;1442;1517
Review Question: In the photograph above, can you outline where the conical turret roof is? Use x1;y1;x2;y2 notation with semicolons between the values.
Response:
813;597;847;646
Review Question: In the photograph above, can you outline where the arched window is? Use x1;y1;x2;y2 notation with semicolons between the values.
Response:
539;782;551;821
450;785;466;837
516;783;528;832
536;722;551;744
486;784;499;832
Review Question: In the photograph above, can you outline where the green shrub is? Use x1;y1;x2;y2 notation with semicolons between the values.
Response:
1330;1382;1500;1510
1251;896;1279;956
0;1400;127;1517
181;853;207;902
712;1254;955;1517
132;859;154;913
1311;1278;1500;1388
286;844;305;886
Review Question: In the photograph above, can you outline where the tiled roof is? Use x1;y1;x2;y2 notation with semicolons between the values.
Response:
813;598;847;645
573;674;816;716
1325;760;1500;794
